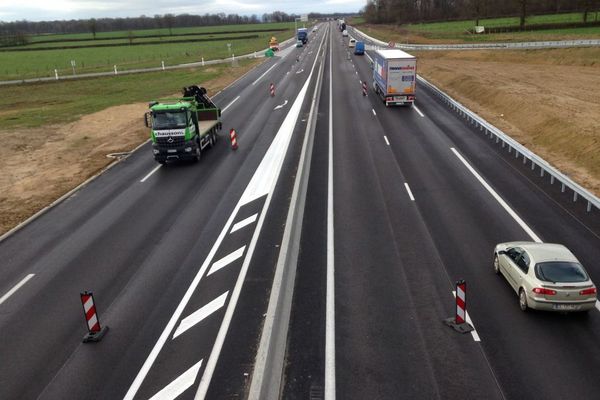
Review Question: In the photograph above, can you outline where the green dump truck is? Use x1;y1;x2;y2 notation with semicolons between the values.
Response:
145;85;222;164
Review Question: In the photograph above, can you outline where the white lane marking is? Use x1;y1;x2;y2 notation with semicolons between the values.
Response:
207;246;246;276
413;105;425;118
453;291;481;342
274;100;289;110
140;164;162;183
451;148;543;243
213;90;222;98
325;25;336;400
222;96;240;113
149;360;203;400
230;214;258;234
372;109;376;116
173;292;229;339
383;136;390;146
0;274;35;305
404;183;415;201
196;32;326;400
596;300;600;312
252;63;278;85
296;68;305;74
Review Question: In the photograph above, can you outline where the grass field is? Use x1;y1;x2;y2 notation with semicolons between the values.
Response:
0;22;296;80
351;12;600;43
0;58;260;129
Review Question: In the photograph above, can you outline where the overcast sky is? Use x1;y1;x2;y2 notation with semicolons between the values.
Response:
0;0;364;22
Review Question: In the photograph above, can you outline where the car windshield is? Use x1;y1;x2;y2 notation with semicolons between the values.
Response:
535;261;589;283
153;111;187;129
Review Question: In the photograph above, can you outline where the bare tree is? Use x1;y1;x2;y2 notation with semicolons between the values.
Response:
163;14;175;35
515;0;528;30
88;18;97;39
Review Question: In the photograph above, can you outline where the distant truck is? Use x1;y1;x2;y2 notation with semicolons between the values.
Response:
145;86;222;164
269;36;279;51
297;28;308;44
372;49;417;106
354;41;365;55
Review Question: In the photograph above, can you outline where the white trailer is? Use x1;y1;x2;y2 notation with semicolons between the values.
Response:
372;49;417;106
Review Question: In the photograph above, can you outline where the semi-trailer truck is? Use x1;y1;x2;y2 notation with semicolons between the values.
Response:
144;86;222;164
297;28;308;44
372;49;417;106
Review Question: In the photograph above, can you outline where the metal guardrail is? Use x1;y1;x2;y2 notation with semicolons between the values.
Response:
351;26;600;50
0;37;297;87
417;75;600;213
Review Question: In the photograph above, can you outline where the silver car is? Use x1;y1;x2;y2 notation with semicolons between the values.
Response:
494;242;597;312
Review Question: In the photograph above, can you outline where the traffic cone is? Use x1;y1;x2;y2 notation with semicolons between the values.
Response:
362;81;367;96
230;128;238;150
270;83;275;97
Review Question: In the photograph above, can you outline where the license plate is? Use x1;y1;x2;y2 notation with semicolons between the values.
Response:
552;304;581;311
167;149;177;153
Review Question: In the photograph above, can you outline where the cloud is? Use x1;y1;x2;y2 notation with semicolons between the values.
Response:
0;0;362;22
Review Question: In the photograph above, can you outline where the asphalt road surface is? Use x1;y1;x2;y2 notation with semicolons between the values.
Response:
1;22;599;400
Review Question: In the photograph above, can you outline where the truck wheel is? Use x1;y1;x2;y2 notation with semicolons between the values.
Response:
193;147;201;162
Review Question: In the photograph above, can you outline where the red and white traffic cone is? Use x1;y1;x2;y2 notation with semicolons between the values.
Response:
362;81;367;96
269;83;275;97
80;291;109;343
230;128;238;150
443;280;474;333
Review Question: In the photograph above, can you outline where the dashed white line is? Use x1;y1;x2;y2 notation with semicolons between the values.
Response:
173;292;229;339
372;109;376;116
383;136;390;146
148;360;203;400
230;214;258;233
207;246;246;276
413;105;425;118
0;274;35;305
451;147;543;243
140;164;162;183
222;95;240;113
252;63;278;85
452;291;481;342
404;183;415;201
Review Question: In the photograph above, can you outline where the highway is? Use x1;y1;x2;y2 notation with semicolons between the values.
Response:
1;22;600;400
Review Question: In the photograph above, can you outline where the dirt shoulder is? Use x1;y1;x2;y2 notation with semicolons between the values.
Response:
0;61;261;236
415;48;600;197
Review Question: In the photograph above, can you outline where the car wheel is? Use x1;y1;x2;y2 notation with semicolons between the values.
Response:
493;254;500;275
519;288;528;312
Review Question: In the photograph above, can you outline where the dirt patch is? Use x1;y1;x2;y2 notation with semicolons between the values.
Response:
416;48;600;196
0;61;261;235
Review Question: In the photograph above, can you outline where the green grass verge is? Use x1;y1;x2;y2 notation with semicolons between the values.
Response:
1;23;296;80
352;12;600;42
27;22;297;43
0;59;259;129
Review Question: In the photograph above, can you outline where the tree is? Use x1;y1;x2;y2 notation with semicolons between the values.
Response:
163;14;175;35
515;0;528;29
88;18;97;39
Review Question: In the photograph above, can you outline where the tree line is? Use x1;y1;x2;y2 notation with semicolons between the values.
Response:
362;0;600;27
0;11;299;44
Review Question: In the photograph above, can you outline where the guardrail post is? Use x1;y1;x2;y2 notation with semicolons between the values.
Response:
54;69;59;80
587;201;592;212
540;168;544;177
531;160;536;170
114;65;118;75
561;183;566;193
573;192;578;202
550;176;555;184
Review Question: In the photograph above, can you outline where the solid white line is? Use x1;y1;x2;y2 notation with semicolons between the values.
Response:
173;292;229;339
0;274;35;305
207;246;246;276
140;164;162;183
149;360;203;400
196;31;326;400
452;291;481;342
404;182;415;201
372;109;376;116
222;95;240;113
325;25;336;400
230;214;258;233
383;136;390;146
596;300;600;312
252;62;278;85
413;105;425;118
451;148;543;243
